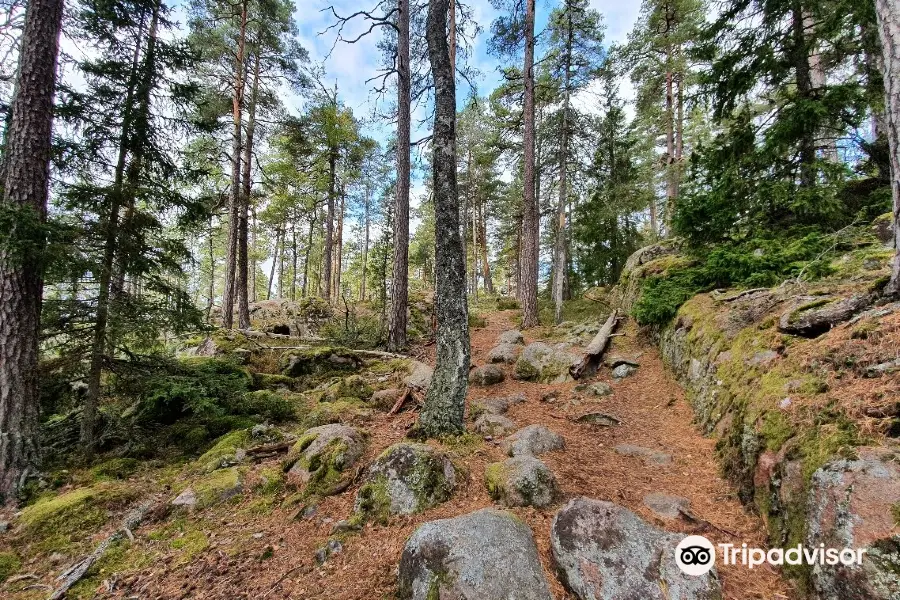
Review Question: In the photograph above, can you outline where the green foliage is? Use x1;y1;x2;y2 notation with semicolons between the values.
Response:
0;552;21;583
90;457;140;480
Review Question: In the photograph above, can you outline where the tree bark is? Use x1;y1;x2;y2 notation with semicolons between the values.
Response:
520;0;539;327
333;188;345;299
267;227;280;300
303;214;315;297
552;9;573;324
360;183;370;301
479;196;492;292
876;0;900;295
0;0;64;502
420;0;469;437
237;50;260;328
222;0;248;328
388;0;411;350
791;0;816;187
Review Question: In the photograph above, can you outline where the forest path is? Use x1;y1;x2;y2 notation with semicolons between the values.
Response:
117;309;793;600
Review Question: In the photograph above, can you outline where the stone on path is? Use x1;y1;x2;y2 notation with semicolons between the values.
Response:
643;492;690;520
615;443;672;465
502;425;564;457
612;363;638;379
485;456;558;508
469;364;505;386
551;498;723;600
487;343;521;364
472;392;525;415
398;508;553;600
574;412;620;427
514;342;580;383
354;443;455;521
498;329;525;345
473;413;516;437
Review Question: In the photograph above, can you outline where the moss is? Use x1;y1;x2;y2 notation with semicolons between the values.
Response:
367;358;411;375
354;475;393;525
513;358;539;381
238;390;297;422
279;346;361;377
195;429;250;473
253;373;295;390
484;462;506;501
171;529;209;565
254;467;285;496
67;539;156;599
759;411;793;451
892;503;900;528
300;438;351;498
191;467;243;508
0;551;21;583
303;400;371;428
440;432;482;457
90;457;139;481
18;482;140;553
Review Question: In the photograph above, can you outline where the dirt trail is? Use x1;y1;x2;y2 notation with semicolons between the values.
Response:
116;309;791;600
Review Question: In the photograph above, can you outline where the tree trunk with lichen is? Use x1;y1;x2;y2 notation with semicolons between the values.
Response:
519;0;539;327
877;0;900;295
420;0;469;437
0;0;64;503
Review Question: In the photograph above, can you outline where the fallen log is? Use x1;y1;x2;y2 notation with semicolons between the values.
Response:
48;500;156;600
570;309;621;379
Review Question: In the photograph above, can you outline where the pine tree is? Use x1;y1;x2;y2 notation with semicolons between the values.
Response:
876;0;900;295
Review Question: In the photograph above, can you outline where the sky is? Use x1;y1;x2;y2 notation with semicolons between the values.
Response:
293;0;642;202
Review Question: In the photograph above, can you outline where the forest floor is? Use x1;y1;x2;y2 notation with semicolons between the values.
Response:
3;308;794;600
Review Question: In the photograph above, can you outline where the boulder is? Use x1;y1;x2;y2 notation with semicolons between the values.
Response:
354;443;455;522
472;413;516;437
615;444;672;466
487;343;521;364
502;425;564;457
498;329;526;345
514;342;580;383
589;382;612;397
285;424;367;496
369;388;404;411
469;364;506;386
485;456;558;507
404;360;434;392
472;393;526;415
612;364;637;379
398;508;553;600
280;347;363;377
551;498;722;600
806;447;900;600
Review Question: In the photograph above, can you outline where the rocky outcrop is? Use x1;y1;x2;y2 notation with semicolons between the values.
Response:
610;239;683;313
806;448;900;600
551;498;722;600
485;456;558;507
514;342;580;383
398;508;552;600
501;425;565;457
354;443;455;522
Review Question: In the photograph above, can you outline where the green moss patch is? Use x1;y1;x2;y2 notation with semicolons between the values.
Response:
195;429;250;473
0;551;21;583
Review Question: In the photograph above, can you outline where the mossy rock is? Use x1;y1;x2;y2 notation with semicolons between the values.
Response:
304;399;373;428
285;424;368;498
194;429;251;473
279;346;363;377
513;342;579;383
18;482;141;552
180;467;244;510
485;456;558;508
353;443;455;523
320;375;374;403
253;373;295;390
90;457;140;481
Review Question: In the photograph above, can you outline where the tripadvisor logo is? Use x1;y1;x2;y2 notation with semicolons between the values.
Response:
674;535;867;576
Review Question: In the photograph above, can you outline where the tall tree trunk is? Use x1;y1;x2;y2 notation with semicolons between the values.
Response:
421;0;469;437
520;0;539;327
222;0;248;328
291;223;297;301
462;146;470;293
333;189;345;299
665;59;676;232
323;145;337;302
388;0;411;350
303;215;315;297
876;0;900;295
479;196;492;292
250;206;257;302
471;192;478;296
237;50;259;329
267;227;280;300
552;11;572;324
83;11;150;453
360;184;371;301
207;219;215;319
277;229;285;299
791;1;816;187
674;67;684;200
0;0;64;502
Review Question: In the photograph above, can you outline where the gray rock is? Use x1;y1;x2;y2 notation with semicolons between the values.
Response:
502;425;565;457
643;492;690;520
612;364;637;379
486;456;558;508
747;350;779;367
398;508;553;600
171;488;197;508
404;360;434;392
487;343;521;364
575;412;620;426
551;498;722;600
0;520;8;534
355;443;456;519
315;538;343;564
469;364;506;386
286;424;368;494
473;393;525;415
473;413;516;437
370;388;404;411
615;444;672;465
589;382;612;396
514;342;580;383
806;448;900;600
498;329;526;345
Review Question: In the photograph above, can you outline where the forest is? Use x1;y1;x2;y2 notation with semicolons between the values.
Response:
0;0;898;598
